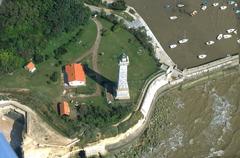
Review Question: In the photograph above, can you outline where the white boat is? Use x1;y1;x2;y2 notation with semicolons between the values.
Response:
206;41;215;45
226;29;235;33
228;1;235;5
169;44;177;48
178;38;189;44
217;34;223;40
212;3;219;7
223;34;232;39
237;39;240;44
169;16;178;20
190;10;198;16
198;54;207;59
234;30;237;35
235;10;240;14
177;4;185;8
220;6;227;10
201;5;207;10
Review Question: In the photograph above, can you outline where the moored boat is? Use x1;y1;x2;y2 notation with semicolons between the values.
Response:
228;1;235;5
226;28;235;33
206;41;215;45
169;44;177;49
169;16;178;20
198;54;207;59
220;6;227;10
177;4;185;8
201;5;207;10
217;34;223;40
178;38;189;44
223;34;232;39
213;3;219;7
237;39;240;44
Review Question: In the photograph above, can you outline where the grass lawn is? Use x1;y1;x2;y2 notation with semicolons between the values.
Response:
0;17;159;142
0;20;97;99
98;18;159;104
0;20;97;137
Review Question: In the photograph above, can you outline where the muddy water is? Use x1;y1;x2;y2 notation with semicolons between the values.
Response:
107;69;240;158
126;0;239;69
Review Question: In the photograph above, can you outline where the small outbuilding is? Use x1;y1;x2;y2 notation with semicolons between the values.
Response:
25;62;36;73
59;101;70;116
65;63;86;87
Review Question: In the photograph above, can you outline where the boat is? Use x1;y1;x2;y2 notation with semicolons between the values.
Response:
237;39;240;44
198;54;207;59
169;44;177;48
226;28;235;33
212;3;219;7
220;6;227;10
223;34;232;39
217;34;223;40
201;5;207;10
206;41;215;45
235;10;240;14
190;10;198;16
234;30;237;35
178;38;189;44
177;4;185;8
228;1;235;5
169;16;178;20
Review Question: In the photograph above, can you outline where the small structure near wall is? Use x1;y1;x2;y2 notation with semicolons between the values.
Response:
59;101;70;116
65;63;86;87
25;62;36;73
115;53;130;100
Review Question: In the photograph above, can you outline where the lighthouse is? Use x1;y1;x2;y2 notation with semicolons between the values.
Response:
115;53;130;100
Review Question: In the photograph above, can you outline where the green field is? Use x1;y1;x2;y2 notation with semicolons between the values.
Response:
0;17;159;143
0;20;97;136
0;20;97;100
98;18;158;104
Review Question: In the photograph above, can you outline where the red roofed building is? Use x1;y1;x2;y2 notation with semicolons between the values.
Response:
25;62;36;73
65;63;86;86
59;101;70;116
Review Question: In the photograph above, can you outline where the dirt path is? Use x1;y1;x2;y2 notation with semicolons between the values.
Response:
73;18;103;98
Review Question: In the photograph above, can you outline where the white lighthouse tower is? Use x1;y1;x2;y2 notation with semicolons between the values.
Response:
115;53;130;100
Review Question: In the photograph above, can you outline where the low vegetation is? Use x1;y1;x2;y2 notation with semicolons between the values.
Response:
0;0;159;145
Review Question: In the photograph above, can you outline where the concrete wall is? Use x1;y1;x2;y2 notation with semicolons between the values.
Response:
182;55;239;79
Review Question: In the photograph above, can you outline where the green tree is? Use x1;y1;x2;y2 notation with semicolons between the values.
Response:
50;71;59;82
33;53;44;64
0;50;23;74
109;0;127;10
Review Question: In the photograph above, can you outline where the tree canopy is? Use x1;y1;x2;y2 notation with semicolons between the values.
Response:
0;0;90;61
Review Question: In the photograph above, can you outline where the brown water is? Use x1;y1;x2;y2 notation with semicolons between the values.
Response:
126;0;239;69
107;68;240;158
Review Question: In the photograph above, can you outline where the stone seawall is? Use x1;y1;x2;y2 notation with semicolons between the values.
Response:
182;55;239;79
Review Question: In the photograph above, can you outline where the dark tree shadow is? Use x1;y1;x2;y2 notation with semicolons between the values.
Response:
83;64;116;95
79;150;86;158
6;111;25;158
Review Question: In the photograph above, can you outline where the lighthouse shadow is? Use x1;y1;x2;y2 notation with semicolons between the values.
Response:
83;64;116;95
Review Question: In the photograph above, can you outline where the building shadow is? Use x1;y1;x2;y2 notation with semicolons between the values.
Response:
6;111;25;158
83;64;116;95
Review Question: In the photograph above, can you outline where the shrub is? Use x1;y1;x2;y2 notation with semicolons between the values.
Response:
33;53;44;64
50;71;59;82
109;0;127;11
54;46;68;59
